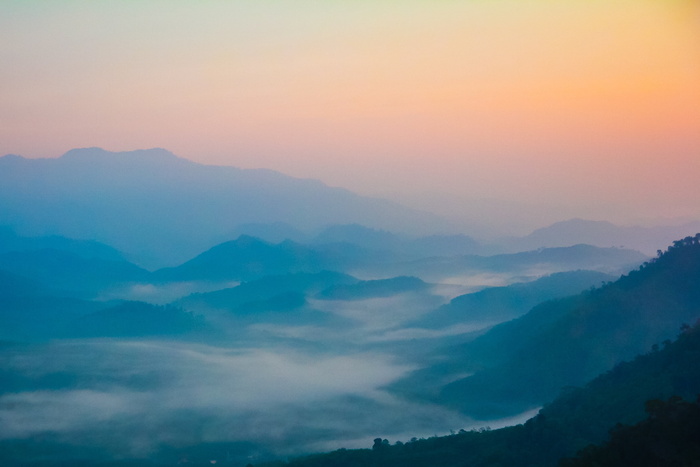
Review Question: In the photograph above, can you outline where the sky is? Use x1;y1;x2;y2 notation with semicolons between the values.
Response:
1;0;699;231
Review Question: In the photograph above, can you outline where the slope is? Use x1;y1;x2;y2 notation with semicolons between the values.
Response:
440;234;700;418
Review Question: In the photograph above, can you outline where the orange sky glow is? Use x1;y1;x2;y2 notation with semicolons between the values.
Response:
1;0;699;232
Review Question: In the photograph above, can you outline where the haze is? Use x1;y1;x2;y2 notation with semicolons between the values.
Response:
2;1;699;233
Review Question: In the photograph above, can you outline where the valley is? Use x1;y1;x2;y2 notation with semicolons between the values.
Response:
0;151;699;466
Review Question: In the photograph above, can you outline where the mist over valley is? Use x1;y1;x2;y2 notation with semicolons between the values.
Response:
1;149;699;466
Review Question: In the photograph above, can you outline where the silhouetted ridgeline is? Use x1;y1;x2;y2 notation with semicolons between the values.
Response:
0;148;449;268
413;269;614;328
500;218;700;256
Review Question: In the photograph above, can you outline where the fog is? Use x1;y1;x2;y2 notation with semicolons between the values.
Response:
0;277;532;462
98;280;241;305
0;339;489;459
0;216;658;464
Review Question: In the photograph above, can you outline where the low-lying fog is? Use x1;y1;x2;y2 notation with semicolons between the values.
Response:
0;278;534;462
0;338;531;461
1;259;625;463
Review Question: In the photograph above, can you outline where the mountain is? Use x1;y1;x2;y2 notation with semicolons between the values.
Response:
227;222;311;244
154;235;328;282
439;234;700;418
0;248;150;298
0;226;125;261
316;276;429;300
0;148;449;268
0;268;48;298
227;222;486;258
371;244;647;282
311;224;482;258
413;270;614;329
502;218;700;256
178;270;357;311
406;234;482;257
153;233;408;283
312;224;401;251
0;269;108;340
67;301;205;338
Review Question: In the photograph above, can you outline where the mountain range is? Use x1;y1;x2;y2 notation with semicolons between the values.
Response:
0;148;449;268
3;146;700;466
500;218;700;256
5;148;697;270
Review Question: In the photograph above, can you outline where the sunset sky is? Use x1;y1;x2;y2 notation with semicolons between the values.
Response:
2;0;699;232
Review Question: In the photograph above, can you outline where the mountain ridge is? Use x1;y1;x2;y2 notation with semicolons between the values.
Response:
0;148;450;268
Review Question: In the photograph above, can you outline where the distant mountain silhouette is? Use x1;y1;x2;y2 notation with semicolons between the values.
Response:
154;234;405;283
0;268;49;298
0;226;124;261
312;224;402;251
0;270;107;340
316;276;428;300
154;235;326;282
178;270;357;311
502;218;700;256
0;148;449;268
406;234;481;257
372;244;647;281
311;224;482;258
0;248;150;298
67;301;205;338
226;222;310;244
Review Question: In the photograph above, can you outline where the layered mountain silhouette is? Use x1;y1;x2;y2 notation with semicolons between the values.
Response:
178;270;357;311
413;269;614;328
0;226;124;261
500;218;700;256
371;244;646;281
438;235;700;418
0;248;149;298
0;148;448;268
315;276;429;300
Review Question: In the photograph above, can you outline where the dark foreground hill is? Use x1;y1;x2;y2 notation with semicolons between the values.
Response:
560;396;700;467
